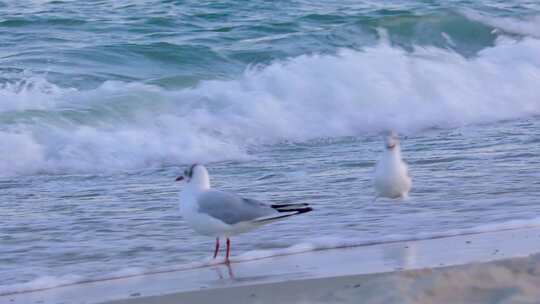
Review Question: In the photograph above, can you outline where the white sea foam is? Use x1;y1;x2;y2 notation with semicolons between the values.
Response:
0;274;83;296
1;33;539;176
464;11;540;38
0;76;76;112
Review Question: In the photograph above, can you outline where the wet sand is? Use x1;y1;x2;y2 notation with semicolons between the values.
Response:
111;254;540;304
4;227;540;304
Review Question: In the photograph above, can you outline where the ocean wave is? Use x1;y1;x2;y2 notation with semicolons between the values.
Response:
1;32;539;176
0;76;76;112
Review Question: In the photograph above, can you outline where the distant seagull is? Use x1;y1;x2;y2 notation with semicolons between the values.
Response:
176;164;312;264
373;131;412;200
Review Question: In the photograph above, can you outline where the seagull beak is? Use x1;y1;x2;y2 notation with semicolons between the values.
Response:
175;176;184;182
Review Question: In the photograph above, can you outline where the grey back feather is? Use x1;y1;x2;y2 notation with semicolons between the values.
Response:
197;190;275;225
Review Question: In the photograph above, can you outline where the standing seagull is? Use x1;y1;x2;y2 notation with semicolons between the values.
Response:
373;131;412;200
176;164;312;264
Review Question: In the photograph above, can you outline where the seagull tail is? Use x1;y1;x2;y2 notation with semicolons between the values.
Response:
253;203;313;224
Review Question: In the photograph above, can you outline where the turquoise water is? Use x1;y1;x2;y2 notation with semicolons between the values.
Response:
1;0;540;294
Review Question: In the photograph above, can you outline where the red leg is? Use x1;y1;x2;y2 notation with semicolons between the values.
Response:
213;237;220;259
225;238;231;264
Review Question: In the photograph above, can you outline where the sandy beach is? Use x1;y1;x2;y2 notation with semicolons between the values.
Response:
4;227;540;304
112;255;540;304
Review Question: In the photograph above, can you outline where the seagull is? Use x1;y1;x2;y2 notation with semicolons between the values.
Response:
373;131;412;200
176;164;312;264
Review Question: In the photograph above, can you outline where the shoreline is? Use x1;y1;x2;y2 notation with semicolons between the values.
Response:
110;252;540;304
4;227;540;304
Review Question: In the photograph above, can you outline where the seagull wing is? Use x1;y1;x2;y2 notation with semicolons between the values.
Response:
197;190;274;225
197;190;313;225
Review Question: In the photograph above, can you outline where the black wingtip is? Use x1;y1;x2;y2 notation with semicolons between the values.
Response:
253;206;313;224
271;203;313;214
271;203;309;208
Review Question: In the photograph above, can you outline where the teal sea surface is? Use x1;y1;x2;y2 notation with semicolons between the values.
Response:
1;0;540;293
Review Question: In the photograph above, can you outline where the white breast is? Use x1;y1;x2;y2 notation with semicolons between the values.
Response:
374;149;411;199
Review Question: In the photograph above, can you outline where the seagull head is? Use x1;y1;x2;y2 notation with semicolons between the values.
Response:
385;131;400;150
176;164;210;189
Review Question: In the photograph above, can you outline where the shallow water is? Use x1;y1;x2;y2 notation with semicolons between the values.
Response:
1;0;540;293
